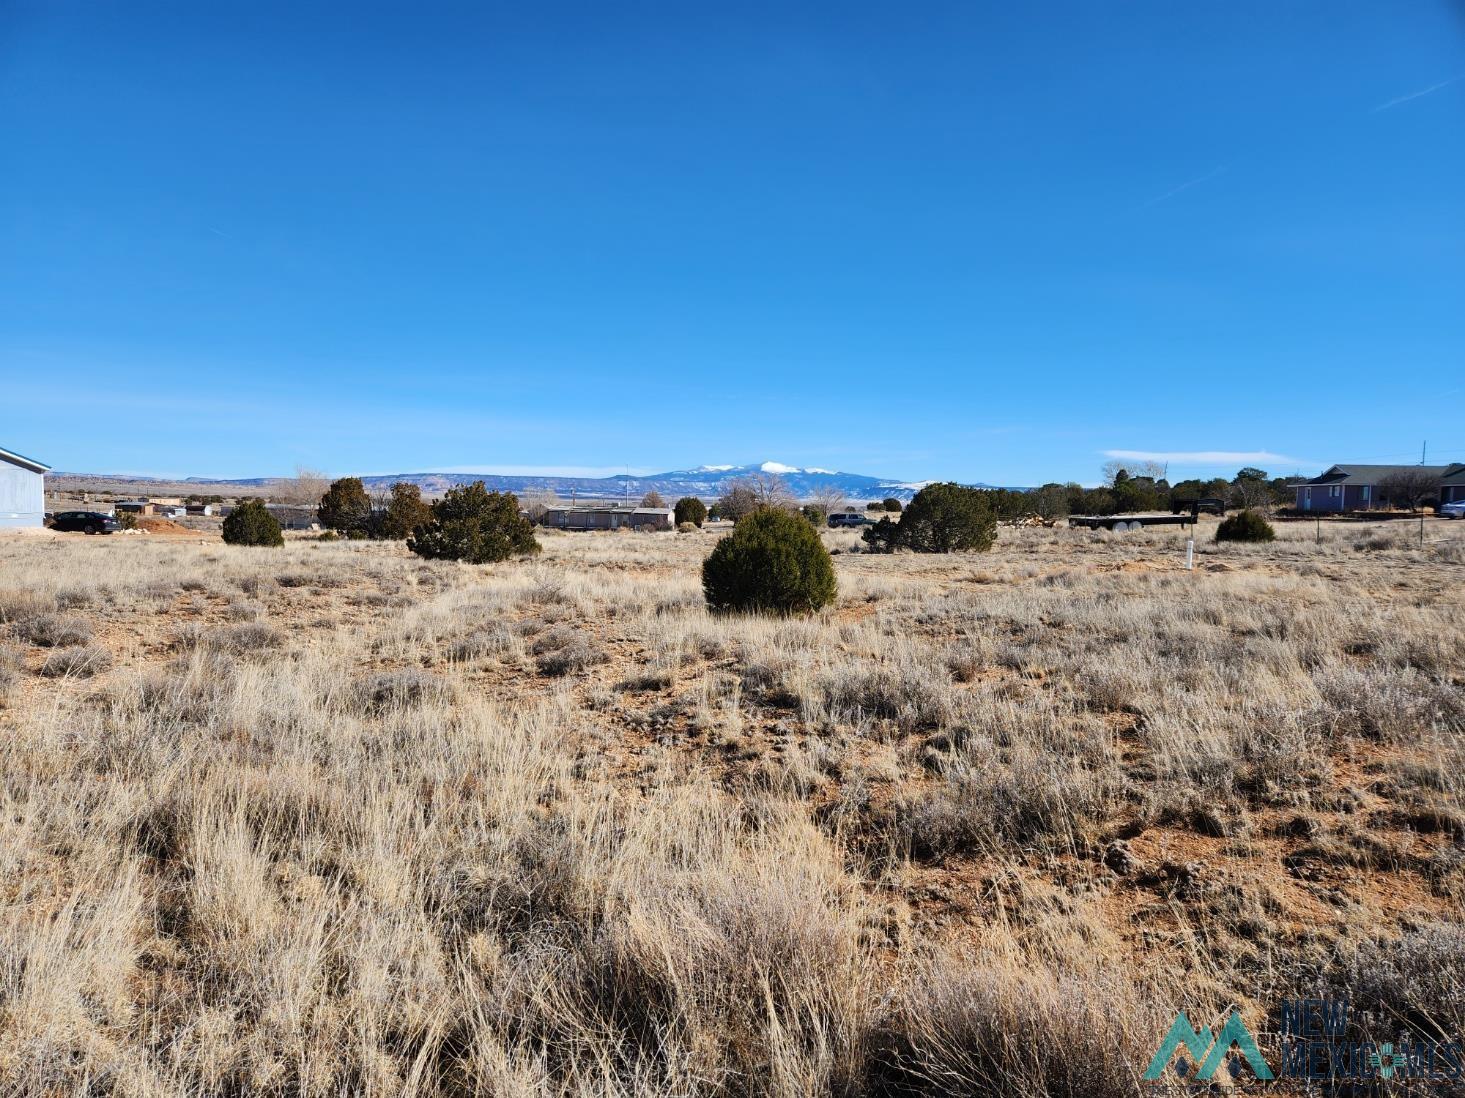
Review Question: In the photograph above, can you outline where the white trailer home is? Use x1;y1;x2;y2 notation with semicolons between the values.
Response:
0;446;49;529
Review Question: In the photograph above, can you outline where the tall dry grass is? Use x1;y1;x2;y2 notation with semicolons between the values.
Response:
1;518;1461;1095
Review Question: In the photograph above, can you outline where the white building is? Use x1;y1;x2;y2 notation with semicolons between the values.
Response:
0;446;48;529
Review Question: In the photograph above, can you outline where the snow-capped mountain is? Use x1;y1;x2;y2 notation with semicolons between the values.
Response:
346;462;943;502
52;462;1022;502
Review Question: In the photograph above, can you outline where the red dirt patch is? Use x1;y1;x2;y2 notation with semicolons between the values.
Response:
136;518;195;535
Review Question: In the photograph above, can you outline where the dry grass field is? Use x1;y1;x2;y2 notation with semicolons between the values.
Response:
2;518;1462;1096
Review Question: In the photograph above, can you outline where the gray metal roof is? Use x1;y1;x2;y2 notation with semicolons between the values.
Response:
546;505;673;516
0;446;49;474
1303;464;1446;486
1442;463;1465;484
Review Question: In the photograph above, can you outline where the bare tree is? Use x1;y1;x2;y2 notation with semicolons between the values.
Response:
1231;467;1273;510
1030;483;1069;521
717;481;761;522
640;490;667;508
807;486;848;520
281;465;330;507
746;472;795;510
716;474;796;522
1101;458;1167;487
520;489;560;522
1377;469;1439;512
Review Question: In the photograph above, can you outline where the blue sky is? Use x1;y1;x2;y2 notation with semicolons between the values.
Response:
3;1;1462;484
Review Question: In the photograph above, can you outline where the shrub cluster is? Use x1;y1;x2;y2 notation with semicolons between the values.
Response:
1215;510;1276;543
702;508;836;615
1011;464;1300;517
408;482;540;564
38;644;113;678
318;478;433;539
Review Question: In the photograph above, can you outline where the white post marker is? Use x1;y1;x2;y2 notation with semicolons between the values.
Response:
1185;538;1194;570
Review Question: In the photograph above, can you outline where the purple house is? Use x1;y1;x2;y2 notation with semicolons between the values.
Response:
1294;464;1446;513
1442;464;1465;506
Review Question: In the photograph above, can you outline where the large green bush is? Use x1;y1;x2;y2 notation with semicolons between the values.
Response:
407;482;540;563
865;482;997;554
221;499;284;547
904;483;998;552
1215;510;1275;543
702;508;836;615
674;496;708;528
318;477;372;533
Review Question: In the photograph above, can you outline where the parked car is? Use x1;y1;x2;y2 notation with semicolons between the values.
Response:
1440;500;1465;520
827;512;870;528
48;510;120;534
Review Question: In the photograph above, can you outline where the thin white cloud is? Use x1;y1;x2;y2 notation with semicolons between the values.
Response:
1103;449;1318;468
1142;163;1231;209
1370;75;1463;114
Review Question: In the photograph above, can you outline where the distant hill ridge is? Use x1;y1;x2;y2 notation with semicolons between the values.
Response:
50;461;1029;501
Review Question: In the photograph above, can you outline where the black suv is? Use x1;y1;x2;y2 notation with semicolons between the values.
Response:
49;510;121;534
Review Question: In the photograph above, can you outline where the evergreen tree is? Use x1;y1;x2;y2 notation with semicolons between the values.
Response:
222;499;284;547
318;477;372;533
674;496;708;527
408;482;540;563
702;509;836;615
381;482;433;539
894;483;998;553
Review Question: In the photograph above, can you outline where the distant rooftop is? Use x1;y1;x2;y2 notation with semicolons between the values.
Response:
1303;463;1446;485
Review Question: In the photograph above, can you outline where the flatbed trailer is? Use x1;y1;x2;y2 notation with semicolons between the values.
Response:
1068;514;1199;532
